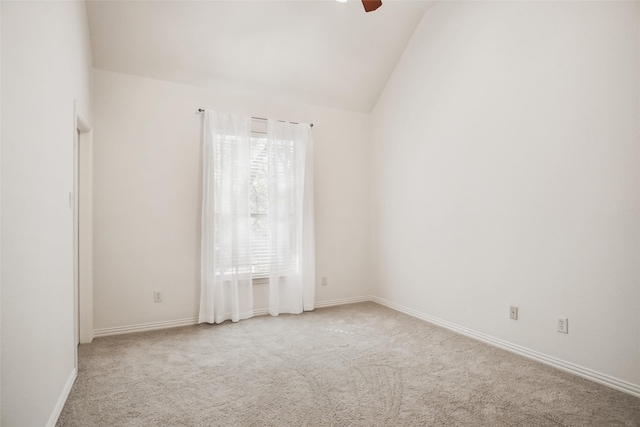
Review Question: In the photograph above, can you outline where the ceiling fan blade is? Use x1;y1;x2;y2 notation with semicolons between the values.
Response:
362;0;382;13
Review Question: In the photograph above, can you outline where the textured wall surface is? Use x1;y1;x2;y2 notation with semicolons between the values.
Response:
371;1;640;385
1;1;93;425
92;70;372;330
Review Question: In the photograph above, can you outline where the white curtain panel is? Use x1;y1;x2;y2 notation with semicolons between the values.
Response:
199;111;254;324
266;120;315;315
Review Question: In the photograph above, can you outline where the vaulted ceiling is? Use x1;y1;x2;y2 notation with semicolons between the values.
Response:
86;0;435;113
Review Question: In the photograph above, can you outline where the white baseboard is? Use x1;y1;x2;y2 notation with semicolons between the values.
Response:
253;296;370;317
91;296;640;398
253;308;270;317
47;368;77;427
93;297;371;337
315;296;370;308
370;296;640;399
93;318;199;338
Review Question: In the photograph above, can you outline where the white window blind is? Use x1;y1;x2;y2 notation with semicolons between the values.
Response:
250;134;270;278
249;124;299;279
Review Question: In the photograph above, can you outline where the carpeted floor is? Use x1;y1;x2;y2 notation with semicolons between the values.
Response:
57;302;640;426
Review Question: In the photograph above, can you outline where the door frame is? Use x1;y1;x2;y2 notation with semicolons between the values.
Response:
73;101;94;368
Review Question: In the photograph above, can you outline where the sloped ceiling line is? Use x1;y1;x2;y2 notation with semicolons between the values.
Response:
87;0;435;113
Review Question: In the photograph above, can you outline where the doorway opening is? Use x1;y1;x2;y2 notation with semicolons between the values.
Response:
73;102;94;370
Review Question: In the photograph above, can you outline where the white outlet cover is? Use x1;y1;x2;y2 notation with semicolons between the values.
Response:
557;317;568;334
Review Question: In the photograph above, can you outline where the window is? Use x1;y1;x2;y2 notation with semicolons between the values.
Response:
250;132;269;278
249;121;299;280
200;109;315;323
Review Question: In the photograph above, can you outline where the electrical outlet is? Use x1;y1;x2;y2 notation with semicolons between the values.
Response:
154;291;162;303
321;277;328;286
557;317;568;334
510;306;518;320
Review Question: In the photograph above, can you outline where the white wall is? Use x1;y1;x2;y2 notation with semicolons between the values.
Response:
1;2;3;422
371;1;640;385
92;70;371;331
1;1;93;425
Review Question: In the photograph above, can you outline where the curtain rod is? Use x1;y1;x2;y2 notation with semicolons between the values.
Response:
197;109;313;128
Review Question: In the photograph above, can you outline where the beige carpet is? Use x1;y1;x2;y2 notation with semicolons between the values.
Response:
58;302;640;426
